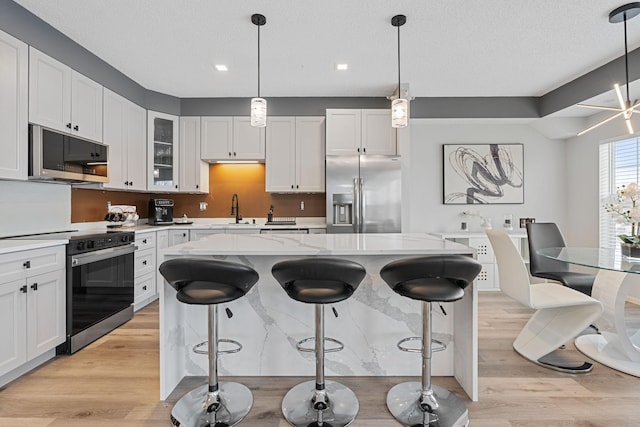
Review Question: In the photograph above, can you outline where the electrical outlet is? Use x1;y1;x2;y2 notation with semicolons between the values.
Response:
199;202;208;211
300;201;305;210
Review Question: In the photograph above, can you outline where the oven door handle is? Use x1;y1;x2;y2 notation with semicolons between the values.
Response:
71;244;136;267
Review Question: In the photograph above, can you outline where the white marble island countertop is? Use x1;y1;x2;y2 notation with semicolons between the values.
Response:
160;232;479;402
163;232;475;256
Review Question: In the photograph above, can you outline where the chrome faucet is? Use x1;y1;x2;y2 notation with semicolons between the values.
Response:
231;193;241;223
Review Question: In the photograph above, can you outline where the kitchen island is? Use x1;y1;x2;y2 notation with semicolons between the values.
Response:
159;233;478;400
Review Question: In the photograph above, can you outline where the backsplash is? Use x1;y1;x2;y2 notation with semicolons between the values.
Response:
71;164;325;222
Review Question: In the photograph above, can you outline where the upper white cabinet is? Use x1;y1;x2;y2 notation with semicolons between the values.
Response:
29;47;103;142
201;116;265;161
266;116;325;193
179;117;209;193
148;110;179;191
103;88;147;191
326;109;396;156
0;29;28;181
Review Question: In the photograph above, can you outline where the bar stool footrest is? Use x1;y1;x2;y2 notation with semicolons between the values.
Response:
397;336;447;353
296;336;344;353
193;338;243;355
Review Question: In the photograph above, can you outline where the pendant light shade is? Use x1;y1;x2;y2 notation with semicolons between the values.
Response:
251;97;267;127
392;98;408;128
391;14;407;128
578;3;640;136
251;14;266;127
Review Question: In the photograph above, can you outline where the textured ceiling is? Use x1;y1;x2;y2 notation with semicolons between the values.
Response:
12;0;640;103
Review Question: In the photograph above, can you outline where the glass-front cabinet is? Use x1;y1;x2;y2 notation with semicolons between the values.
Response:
147;110;179;191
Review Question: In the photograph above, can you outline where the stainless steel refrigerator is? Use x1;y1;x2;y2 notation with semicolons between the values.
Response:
326;155;401;233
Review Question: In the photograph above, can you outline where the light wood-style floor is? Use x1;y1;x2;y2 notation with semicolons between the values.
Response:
1;292;639;426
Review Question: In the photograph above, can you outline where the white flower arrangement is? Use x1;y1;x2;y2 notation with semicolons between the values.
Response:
460;210;492;229
604;182;640;244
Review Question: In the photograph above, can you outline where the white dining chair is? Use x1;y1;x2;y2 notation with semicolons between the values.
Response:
486;230;603;373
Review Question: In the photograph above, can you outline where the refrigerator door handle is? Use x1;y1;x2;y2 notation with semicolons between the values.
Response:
359;178;365;233
353;177;360;233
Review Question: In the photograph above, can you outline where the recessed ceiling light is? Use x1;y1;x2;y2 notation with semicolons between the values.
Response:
215;64;228;72
336;63;348;71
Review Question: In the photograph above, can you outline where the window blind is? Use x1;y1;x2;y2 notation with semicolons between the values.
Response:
599;137;640;248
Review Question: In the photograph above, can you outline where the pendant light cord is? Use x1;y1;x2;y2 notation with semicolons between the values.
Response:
397;23;401;98
625;13;630;104
257;23;261;98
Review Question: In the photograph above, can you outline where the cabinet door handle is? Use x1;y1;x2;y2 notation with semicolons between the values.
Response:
296;184;299;189
196;184;199;189
182;233;186;237
23;261;31;269
124;181;129;186
20;285;27;293
142;260;147;265
129;181;133;186
233;152;236;157
31;283;38;291
291;184;294;189
142;239;147;244
66;123;72;129
228;152;232;157
357;147;360;153
142;285;147;291
363;147;366;153
74;125;79;131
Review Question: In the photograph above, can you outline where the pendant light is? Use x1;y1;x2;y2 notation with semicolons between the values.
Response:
391;14;408;128
251;14;267;127
578;3;640;136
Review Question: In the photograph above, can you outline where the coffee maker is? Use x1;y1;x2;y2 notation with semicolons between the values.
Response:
148;198;174;225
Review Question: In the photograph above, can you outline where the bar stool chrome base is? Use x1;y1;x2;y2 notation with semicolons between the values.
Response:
171;382;253;427
386;382;468;427
282;380;359;427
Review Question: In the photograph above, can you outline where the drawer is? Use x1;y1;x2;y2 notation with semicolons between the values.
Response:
0;246;65;283
135;232;156;252
135;248;155;277
134;273;155;306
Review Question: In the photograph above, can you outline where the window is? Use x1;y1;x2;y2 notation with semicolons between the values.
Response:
599;137;640;248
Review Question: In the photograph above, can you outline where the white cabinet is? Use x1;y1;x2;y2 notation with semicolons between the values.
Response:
0;246;65;379
103;88;147;191
148;110;179;191
266;116;325;193
439;232;527;291
179;117;209;193
326;109;396;156
134;231;158;311
0;29;28;180
29;47;103;142
201;116;265;161
168;229;190;246
189;229;226;241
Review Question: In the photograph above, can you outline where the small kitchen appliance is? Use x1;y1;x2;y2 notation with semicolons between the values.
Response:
148;198;174;225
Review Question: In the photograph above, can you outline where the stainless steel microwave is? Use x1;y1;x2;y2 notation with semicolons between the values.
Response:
29;124;109;183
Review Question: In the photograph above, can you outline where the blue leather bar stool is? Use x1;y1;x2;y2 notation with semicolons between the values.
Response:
159;258;259;427
272;257;367;427
380;255;482;427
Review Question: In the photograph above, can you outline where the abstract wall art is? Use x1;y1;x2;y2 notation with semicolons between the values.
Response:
443;144;524;204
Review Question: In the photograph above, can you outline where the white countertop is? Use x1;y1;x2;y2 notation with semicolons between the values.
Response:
101;217;327;233
433;230;527;239
0;239;68;255
163;232;474;256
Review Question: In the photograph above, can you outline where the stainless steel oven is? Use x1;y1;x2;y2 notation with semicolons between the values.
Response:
62;231;135;353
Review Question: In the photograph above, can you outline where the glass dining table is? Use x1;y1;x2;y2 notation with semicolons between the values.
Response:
538;247;640;377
